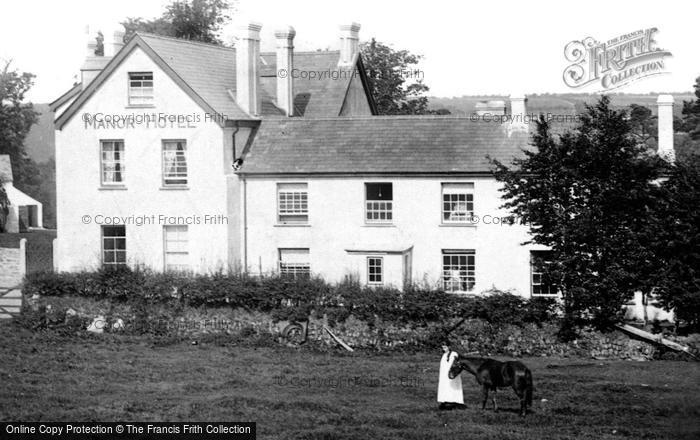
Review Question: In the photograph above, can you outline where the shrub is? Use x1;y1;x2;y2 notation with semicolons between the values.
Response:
23;269;556;329
23;271;81;297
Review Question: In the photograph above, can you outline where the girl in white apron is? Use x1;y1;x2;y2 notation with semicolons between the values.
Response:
437;340;464;409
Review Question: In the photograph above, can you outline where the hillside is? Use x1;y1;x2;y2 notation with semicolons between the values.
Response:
24;103;55;164
429;93;695;118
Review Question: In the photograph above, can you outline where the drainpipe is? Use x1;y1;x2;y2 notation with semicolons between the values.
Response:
240;175;248;272
231;123;241;170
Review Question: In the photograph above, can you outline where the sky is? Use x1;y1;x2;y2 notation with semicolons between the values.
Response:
1;0;698;103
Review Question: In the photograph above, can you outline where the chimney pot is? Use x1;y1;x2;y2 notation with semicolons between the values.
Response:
656;94;675;162
339;23;361;66
275;26;296;116
235;23;262;116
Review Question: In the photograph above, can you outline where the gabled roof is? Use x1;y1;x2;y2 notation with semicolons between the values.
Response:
49;83;81;112
55;33;375;129
138;34;250;120
56;33;241;130
239;117;532;175
260;51;376;117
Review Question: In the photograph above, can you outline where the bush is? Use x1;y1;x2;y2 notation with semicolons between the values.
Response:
23;269;556;329
23;271;81;297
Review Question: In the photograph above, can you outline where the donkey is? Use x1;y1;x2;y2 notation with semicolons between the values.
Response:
448;356;533;416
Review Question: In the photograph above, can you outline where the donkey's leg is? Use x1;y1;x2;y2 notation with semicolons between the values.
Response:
514;386;526;416
481;386;489;410
492;388;498;412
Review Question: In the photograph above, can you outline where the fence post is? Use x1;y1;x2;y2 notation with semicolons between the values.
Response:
53;237;58;272
18;238;26;279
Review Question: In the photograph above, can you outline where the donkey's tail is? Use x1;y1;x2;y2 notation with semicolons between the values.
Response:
524;368;533;407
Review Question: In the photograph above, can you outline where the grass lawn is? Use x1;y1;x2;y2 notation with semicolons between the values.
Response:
1;323;699;440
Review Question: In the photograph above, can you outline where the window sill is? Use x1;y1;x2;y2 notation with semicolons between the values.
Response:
439;223;477;228
160;186;189;191
98;185;127;191
125;104;155;109
362;223;396;228
274;223;311;227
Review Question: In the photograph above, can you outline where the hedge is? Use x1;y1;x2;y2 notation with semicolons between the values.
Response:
23;268;557;327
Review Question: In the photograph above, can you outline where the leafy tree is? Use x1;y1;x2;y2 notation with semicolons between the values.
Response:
680;76;700;140
492;96;665;334
628;101;700;162
628;103;656;144
122;0;233;45
0;61;40;194
360;38;431;115
645;154;700;331
0;179;9;232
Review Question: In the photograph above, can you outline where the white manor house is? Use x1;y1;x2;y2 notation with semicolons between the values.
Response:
52;23;677;297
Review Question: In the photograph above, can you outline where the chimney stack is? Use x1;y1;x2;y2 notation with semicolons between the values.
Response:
275;26;296;116
656;95;675;162
509;93;528;131
338;23;360;66
235;22;263;116
111;29;126;56
80;29;102;90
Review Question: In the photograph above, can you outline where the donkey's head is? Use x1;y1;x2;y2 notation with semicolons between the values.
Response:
448;357;463;379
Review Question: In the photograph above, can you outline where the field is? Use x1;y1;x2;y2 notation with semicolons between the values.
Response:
1;324;699;440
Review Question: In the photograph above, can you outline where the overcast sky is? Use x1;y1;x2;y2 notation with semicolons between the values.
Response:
1;0;698;103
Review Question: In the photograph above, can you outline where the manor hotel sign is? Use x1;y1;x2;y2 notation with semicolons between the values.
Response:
81;111;228;129
563;27;672;90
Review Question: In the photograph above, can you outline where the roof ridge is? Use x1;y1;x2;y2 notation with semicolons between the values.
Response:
136;32;236;52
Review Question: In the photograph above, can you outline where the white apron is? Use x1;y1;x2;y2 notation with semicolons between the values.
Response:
437;351;464;404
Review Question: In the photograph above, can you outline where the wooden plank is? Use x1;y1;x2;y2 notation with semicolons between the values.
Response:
616;324;697;359
0;298;22;307
323;325;354;352
2;289;22;298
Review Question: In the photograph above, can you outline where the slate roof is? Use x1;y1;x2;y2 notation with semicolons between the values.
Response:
260;51;362;117
240;117;532;174
56;33;371;128
139;34;250;120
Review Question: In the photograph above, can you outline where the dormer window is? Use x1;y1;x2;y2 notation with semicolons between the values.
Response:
128;72;153;105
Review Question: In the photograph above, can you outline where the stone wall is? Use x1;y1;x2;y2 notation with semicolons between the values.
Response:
24;295;696;361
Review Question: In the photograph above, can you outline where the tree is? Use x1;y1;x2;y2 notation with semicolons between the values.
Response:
674;77;700;160
680;76;700;140
122;0;233;45
0;179;9;232
0;61;39;193
492;96;665;334
360;38;432;115
646;154;700;331
628;103;656;144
